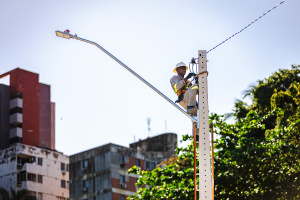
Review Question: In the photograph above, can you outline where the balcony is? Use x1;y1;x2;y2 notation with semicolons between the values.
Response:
10;113;23;125
10;98;23;109
10;127;22;138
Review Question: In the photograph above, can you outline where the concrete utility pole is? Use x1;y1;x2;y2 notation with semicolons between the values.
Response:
197;50;212;199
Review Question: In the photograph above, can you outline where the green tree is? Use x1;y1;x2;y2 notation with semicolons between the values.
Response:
247;65;300;116
128;65;300;199
212;110;300;199
0;188;36;200
128;135;196;199
224;99;249;121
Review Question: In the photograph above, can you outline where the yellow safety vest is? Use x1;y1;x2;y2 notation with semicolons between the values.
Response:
174;76;190;96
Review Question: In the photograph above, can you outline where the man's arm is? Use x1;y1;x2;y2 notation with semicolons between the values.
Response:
170;76;186;93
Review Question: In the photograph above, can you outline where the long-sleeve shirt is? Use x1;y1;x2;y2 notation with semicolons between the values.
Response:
170;75;187;95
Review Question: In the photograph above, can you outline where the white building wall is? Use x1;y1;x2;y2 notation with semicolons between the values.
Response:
0;144;69;200
0;146;18;192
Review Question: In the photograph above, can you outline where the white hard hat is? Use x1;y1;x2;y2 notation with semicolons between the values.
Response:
173;62;188;73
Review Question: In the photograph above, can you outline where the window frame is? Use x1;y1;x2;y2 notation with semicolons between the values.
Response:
61;180;66;188
27;173;36;182
135;159;140;167
38;157;43;166
120;175;125;184
61;163;65;171
119;155;125;163
38;174;43;184
82;160;88;168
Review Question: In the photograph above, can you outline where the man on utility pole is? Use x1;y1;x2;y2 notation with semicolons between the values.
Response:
170;62;198;115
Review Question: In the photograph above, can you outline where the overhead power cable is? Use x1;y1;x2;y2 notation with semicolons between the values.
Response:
198;0;287;58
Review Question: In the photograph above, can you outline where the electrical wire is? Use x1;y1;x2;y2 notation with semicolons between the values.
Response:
195;0;287;60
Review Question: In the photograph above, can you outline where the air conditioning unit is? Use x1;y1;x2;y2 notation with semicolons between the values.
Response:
62;170;66;175
120;183;127;189
82;187;88;193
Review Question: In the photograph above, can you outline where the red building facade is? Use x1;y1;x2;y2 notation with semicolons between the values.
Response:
0;68;55;150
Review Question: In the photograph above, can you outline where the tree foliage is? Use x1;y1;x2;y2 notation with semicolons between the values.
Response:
213;110;300;199
128;65;300;199
128;135;196;199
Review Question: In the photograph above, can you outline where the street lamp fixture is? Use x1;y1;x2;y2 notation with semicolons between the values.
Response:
55;30;71;39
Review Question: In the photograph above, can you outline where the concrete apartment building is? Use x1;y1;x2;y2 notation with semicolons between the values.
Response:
0;144;69;200
70;133;177;200
0;68;69;200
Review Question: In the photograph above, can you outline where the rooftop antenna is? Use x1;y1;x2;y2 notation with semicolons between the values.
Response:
147;118;151;137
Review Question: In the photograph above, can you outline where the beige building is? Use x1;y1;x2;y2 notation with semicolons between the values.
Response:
0;143;69;200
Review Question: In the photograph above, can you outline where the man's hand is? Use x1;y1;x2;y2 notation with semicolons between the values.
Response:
185;72;196;79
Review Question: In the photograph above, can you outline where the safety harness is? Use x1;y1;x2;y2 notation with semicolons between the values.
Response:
174;76;190;103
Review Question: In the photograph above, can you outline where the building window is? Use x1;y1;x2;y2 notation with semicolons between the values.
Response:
66;164;69;172
29;157;36;164
61;163;65;171
38;158;43;166
10;107;23;115
61;180;66;188
119;155;124;163
38;193;43;200
120;195;125;200
27;173;36;182
82;180;88;193
135;159;140;167
38;175;43;184
120;175;125;184
145;160;157;170
27;191;36;198
82;160;88;168
83;180;89;188
17;156;25;166
18;171;26;181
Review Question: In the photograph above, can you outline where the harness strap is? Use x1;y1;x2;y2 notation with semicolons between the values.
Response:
174;76;190;96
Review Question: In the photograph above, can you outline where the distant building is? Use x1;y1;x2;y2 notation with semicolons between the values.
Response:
69;133;177;200
0;68;178;200
0;68;55;150
0;143;69;200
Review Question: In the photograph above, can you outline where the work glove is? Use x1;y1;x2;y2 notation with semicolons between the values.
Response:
186;72;196;79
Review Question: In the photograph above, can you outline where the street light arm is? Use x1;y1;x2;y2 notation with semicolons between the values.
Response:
55;30;197;122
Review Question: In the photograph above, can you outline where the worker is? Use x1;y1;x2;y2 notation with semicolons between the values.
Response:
170;62;198;115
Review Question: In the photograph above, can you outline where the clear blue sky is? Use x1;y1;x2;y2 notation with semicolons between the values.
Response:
0;0;299;155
